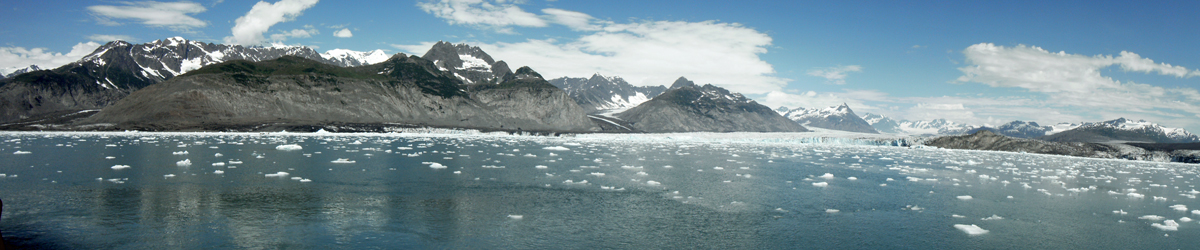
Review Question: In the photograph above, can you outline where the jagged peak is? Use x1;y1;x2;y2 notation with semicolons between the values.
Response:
669;76;695;89
514;66;543;80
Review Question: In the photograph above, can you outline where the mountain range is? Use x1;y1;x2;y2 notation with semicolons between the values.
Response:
548;74;666;114
616;78;807;133
777;104;877;133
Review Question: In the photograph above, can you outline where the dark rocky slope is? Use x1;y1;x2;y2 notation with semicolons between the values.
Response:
616;79;808;133
82;55;598;132
925;130;1200;163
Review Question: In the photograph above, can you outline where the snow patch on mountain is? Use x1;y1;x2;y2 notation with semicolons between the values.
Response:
320;49;391;67
860;113;977;136
778;104;878;133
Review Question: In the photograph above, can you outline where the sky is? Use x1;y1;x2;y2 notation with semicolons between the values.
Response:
2;0;1199;132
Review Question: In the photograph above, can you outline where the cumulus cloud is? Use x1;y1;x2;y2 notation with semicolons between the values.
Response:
417;0;547;33
224;0;320;45
0;42;101;75
87;1;208;31
333;28;353;38
807;65;862;85
88;34;136;43
396;20;785;94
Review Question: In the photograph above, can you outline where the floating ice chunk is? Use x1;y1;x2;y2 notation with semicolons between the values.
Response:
214;170;224;174
880;183;887;187
508;214;524;219
214;153;223;157
646;180;661;186
1170;204;1188;211
1154;196;1167;201
212;162;226;167
299;179;312;182
265;172;289;177
111;165;131;170
1152;220;1180;231
228;161;242;165
713;167;724;170
331;158;356;164
535;165;548;169
13;151;30;155
276;144;303;151
543;146;570;151
105;156;116;159
847;177;857;180
952;214;966;218
812;182;829;187
163;174;175;178
954;224;989;235
1113;209;1128;215
1181;217;1193;223
819;173;835;179
957;195;973;200
589;172;605;176
1128;193;1146;198
981;215;1003;220
637;172;648;176
291;177;302;180
663;165;672;168
453;171;462;174
425;162;447;169
176;159;192;167
1193;210;1200;215
1140;215;1166;220
826;209;840;213
886;178;894;181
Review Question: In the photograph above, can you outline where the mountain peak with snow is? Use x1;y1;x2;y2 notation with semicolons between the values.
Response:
421;41;511;84
780;104;877;133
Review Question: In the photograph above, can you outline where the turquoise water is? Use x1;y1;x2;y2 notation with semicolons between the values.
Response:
1;132;1198;249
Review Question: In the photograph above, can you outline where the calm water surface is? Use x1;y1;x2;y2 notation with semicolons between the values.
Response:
1;132;1198;249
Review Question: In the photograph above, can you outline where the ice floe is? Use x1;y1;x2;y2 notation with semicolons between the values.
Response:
954;224;989;235
276;144;303;151
110;165;131;170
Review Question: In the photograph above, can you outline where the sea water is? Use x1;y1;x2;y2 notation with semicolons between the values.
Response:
0;132;1198;249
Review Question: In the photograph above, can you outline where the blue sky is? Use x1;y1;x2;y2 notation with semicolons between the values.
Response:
2;0;1199;132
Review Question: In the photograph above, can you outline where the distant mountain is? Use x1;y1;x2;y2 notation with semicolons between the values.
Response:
617;80;808;133
859;113;977;135
421;41;511;84
861;113;902;134
778;104;877;133
320;49;391;67
966;120;1052;138
83;55;598;132
0;37;390;123
1040;118;1200;143
1;65;42;79
547;74;666;113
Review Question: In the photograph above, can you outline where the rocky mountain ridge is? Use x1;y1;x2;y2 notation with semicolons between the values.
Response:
548;74;666;113
616;80;808;133
777;104;878;133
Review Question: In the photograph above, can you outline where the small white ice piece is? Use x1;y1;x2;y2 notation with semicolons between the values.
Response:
957;195;973;200
1170;204;1188;211
507;214;523;219
163;174;175;178
1152;220;1180;231
847;177;857;180
214;170;224;174
105;156;116;159
981;215;1003;220
111;165;131;170
812;182;829;187
276;144;303;151
331;158;356;164
176;159;192;167
265;172;289;177
13;151;30;155
954;224;989;235
819;173;835;179
826;209;840;213
428;162;447;169
542;146;570;151
646;180;661;186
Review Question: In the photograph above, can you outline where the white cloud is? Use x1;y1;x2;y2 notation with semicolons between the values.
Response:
806;65;862;85
88;34;136;43
269;28;317;41
955;43;1200;130
87;1;208;31
417;0;547;33
396;20;786;94
0;42;101;75
224;0;320;45
541;8;600;31
333;28;353;38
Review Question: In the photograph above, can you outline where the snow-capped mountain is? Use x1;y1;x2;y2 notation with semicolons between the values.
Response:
617;81;807;132
548;74;667;113
967;120;1053;138
778;104;877;133
859;113;977;136
421;41;512;84
0;65;41;79
0;36;393;122
861;113;902;134
1042;118;1200;143
320;49;390;67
